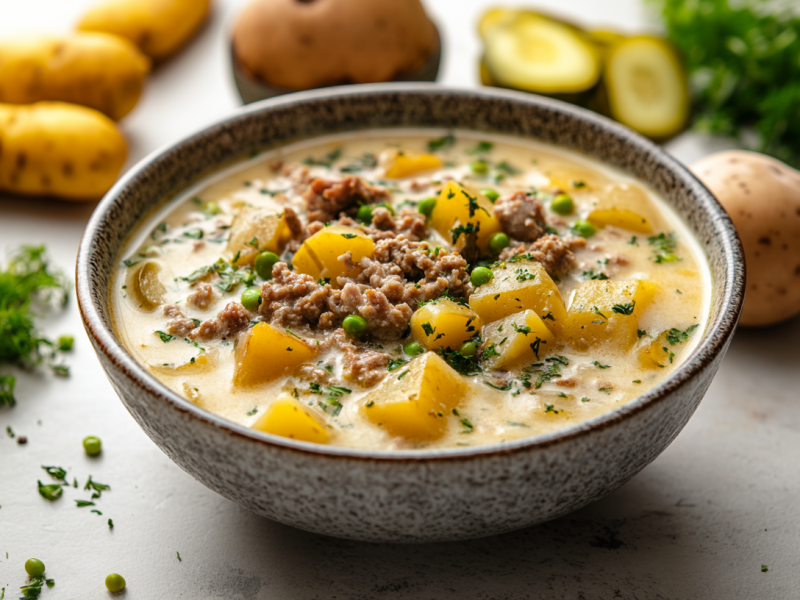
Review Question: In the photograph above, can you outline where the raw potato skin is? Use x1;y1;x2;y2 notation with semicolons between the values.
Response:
692;150;800;327
233;0;436;91
0;33;150;121
0;102;127;202
77;0;212;61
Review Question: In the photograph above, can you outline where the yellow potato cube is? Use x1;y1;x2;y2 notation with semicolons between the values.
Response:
564;280;656;351
234;323;316;386
429;181;502;251
363;352;468;441
544;163;609;191
587;183;658;234
482;310;555;370
410;298;481;351
253;394;329;444
227;207;292;266
151;350;216;374
469;259;567;326
292;224;374;282
385;152;442;179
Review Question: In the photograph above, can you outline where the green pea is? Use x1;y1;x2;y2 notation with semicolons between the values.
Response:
403;341;425;357
203;201;221;216
240;288;261;311
481;188;500;203
459;342;477;357
470;266;494;287
417;196;437;217
470;160;489;175
25;558;45;577
254;251;280;280
343;314;368;336
105;573;126;593
551;193;574;215
83;436;102;457
488;232;510;254
572;220;597;238
356;204;374;224
57;335;74;352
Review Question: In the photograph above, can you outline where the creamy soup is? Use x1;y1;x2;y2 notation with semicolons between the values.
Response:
112;130;710;450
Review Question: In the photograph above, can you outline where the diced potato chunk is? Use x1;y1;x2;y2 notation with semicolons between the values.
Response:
151;350;216;374
587;183;658;234
429;181;502;251
564;280;656;351
234;323;316;386
253;394;329;444
385;152;442;179
410;298;481;351
544;163;609;191
127;261;166;311
292;224;375;282
227;207;293;266
469;259;567;327
363;352;468;441
482;310;555;369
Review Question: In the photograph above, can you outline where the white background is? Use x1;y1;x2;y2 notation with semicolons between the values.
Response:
1;0;798;598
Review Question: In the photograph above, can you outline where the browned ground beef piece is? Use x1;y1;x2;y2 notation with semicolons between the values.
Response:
186;282;215;310
370;207;428;241
322;330;389;387
282;206;306;241
163;305;197;337
303;176;389;222
191;302;251;341
500;234;581;278
494;191;547;242
258;234;471;340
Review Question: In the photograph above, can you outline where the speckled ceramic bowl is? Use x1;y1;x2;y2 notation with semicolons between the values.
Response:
77;84;745;543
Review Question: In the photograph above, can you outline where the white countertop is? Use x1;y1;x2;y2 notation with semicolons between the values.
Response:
1;0;798;598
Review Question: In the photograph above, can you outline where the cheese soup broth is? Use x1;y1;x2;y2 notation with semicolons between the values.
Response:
111;129;710;450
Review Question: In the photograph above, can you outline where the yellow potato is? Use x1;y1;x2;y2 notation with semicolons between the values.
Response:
0;102;127;202
253;394;330;444
362;352;467;441
692;150;800;327
77;0;212;61
234;323;316;386
0;33;149;121
410;298;481;351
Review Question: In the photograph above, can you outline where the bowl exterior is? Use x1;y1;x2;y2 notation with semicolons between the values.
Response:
78;85;744;542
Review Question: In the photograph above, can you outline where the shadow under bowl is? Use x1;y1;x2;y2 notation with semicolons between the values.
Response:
77;84;744;543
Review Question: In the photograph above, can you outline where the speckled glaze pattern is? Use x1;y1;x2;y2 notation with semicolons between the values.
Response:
77;85;745;543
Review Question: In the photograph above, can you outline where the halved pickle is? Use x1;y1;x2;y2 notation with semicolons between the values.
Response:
484;13;600;95
126;261;167;311
478;7;514;39
604;36;689;139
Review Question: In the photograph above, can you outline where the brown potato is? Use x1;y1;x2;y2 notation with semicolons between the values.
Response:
0;102;127;202
692;150;800;327
77;0;212;61
0;33;149;121
233;0;437;91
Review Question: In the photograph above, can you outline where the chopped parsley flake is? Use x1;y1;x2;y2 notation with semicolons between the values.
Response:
648;232;680;263
155;330;173;343
612;302;635;315
592;361;611;369
387;358;408;372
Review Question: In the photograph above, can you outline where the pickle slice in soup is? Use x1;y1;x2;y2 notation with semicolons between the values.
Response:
484;13;600;95
603;36;689;140
127;261;167;311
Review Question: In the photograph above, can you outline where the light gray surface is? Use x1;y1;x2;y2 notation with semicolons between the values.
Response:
0;0;796;598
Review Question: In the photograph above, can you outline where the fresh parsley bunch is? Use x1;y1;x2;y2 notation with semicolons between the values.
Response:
655;0;800;166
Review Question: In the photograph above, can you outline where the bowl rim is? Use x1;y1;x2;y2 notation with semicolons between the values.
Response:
77;83;745;462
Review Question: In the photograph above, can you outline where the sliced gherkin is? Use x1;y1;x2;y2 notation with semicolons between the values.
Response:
484;13;601;95
603;36;689;140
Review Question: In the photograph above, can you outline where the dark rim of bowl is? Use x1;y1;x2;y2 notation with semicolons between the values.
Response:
77;83;745;462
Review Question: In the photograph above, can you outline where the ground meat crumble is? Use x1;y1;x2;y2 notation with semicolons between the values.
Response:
500;234;585;278
494;191;547;243
303;176;389;222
